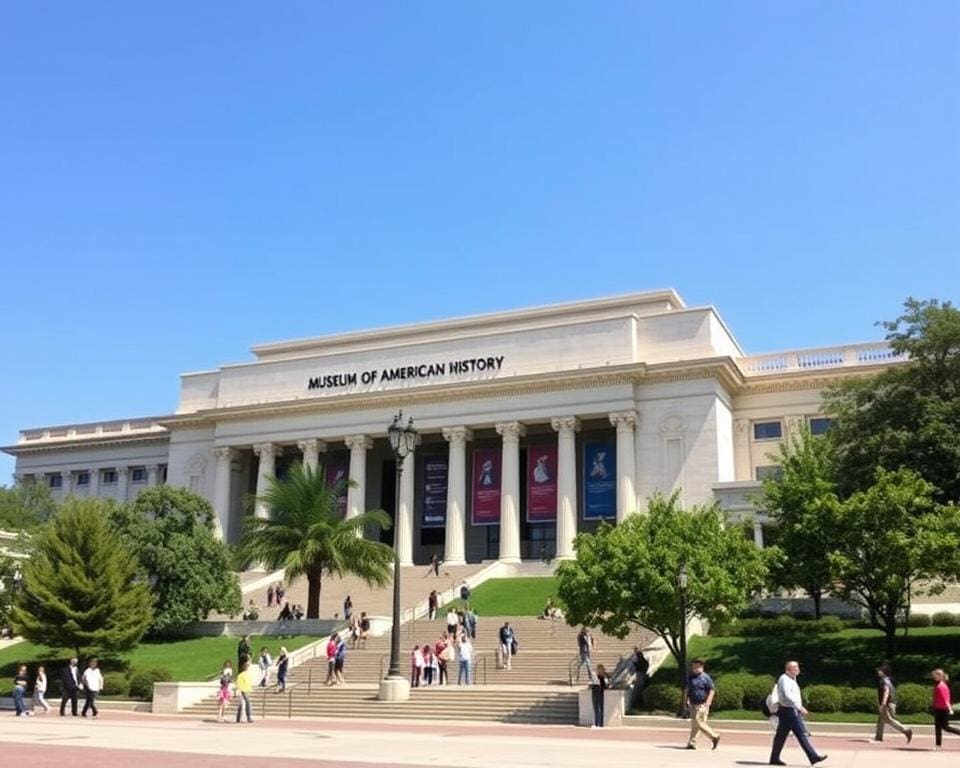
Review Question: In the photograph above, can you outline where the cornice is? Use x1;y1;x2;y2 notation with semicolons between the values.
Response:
739;363;889;395
2;433;171;457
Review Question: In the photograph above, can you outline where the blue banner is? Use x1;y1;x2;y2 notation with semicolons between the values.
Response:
583;440;616;520
422;454;448;528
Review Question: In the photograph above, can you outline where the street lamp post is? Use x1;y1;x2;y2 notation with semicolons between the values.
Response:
379;410;418;702
677;564;689;718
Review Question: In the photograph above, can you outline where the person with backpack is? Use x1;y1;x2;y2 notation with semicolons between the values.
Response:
874;663;912;743
768;660;828;766
276;647;289;694
685;659;720;750
499;622;515;671
216;660;233;722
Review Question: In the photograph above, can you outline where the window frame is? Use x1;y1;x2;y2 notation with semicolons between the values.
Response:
752;420;784;441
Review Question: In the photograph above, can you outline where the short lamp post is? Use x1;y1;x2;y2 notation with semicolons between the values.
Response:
379;410;418;702
677;564;689;718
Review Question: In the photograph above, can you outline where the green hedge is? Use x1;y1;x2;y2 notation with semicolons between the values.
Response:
710;616;845;638
932;612;960;627
644;683;682;712
806;684;842;712
712;681;744;711
896;683;929;714
128;666;173;701
841;687;876;713
717;674;775;709
907;613;933;628
101;673;129;697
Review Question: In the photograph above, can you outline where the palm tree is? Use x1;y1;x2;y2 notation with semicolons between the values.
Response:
238;463;394;619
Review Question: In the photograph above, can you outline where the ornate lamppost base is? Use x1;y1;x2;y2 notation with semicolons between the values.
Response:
378;676;411;702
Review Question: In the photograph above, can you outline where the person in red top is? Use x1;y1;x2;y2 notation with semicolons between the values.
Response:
324;633;339;686
932;668;960;750
435;634;450;686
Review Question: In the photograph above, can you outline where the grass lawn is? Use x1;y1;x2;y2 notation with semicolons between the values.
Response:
657;627;960;688
443;577;558;616
0;634;318;696
708;709;934;725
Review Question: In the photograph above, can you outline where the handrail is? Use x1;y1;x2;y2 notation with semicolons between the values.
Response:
254;681;301;720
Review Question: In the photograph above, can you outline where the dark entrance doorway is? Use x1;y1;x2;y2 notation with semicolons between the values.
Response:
379;460;396;545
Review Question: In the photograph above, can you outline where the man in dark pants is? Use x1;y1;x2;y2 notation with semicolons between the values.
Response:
769;660;827;766
60;657;80;717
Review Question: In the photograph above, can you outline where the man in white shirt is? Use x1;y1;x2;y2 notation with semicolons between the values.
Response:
769;661;827;766
81;658;104;718
457;636;473;685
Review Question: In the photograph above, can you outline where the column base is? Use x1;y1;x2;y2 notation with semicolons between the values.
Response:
378;676;411;702
443;559;466;567
399;559;414;568
498;555;522;565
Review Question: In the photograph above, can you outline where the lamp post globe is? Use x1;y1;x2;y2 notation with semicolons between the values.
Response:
379;410;417;702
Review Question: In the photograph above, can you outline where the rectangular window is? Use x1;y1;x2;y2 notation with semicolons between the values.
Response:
809;417;833;436
756;465;782;481
753;421;783;441
131;467;147;483
102;469;117;485
47;474;61;489
77;471;90;486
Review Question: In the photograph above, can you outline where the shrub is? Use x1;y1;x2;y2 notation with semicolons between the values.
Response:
906;613;932;628
101;673;129;697
896;683;929;714
643;683;682;712
841;687;877;713
718;674;776;710
711;615;844;638
931;612;960;627
805;685;842;713
128;666;174;701
712;681;744;711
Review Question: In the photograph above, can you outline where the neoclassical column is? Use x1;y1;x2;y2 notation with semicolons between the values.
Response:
253;443;280;519
753;520;765;549
212;447;237;541
116;466;130;502
442;426;473;566
146;464;161;487
551;416;580;559
60;470;72;497
297;438;326;473
344;435;373;526
733;418;752;481
12;473;26;487
396;438;418;567
496;421;526;564
609;410;639;521
88;467;100;498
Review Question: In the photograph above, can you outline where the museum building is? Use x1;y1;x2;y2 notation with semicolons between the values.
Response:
2;290;904;563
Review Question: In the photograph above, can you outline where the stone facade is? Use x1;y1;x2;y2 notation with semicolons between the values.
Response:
3;290;905;559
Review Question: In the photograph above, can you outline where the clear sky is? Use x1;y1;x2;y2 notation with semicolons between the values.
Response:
1;2;958;482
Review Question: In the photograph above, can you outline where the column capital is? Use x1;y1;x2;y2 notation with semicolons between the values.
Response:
214;446;238;462
344;434;374;451
495;421;526;442
442;426;474;445
117;466;129;477
146;464;161;473
609;410;639;430
60;469;72;478
253;442;280;458
550;416;581;434
297;438;327;454
734;418;749;434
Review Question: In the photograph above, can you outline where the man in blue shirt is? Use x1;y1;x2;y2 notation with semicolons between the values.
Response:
685;659;720;750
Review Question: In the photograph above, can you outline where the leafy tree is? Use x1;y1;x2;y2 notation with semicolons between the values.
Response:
109;486;242;636
237;463;394;619
12;499;153;656
829;468;960;657
556;493;768;682
757;428;841;618
825;298;960;502
0;481;57;531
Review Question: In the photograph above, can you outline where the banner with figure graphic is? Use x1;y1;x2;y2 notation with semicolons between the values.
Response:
422;454;448;528
324;455;350;516
471;448;501;525
583;440;616;520
526;444;558;522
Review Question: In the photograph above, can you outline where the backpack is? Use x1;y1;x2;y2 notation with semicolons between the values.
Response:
762;684;780;718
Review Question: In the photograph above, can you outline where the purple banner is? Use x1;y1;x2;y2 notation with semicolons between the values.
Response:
471;448;501;526
422;454;448;528
324;456;349;516
526;444;558;522
583;440;616;520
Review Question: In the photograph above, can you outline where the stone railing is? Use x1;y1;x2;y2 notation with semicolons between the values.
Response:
18;419;168;445
738;342;905;376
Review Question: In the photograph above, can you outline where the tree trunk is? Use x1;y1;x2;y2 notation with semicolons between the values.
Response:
306;570;322;620
884;616;898;658
812;590;822;620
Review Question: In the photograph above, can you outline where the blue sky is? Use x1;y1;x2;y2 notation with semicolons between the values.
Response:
1;2;958;482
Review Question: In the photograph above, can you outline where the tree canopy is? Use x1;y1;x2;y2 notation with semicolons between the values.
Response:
237;463;394;619
12;498;153;656
0;481;57;531
556;493;769;666
110;486;242;635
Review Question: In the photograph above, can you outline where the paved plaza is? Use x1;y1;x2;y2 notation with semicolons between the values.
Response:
1;712;957;767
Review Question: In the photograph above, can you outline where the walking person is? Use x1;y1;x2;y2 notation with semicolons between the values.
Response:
216;660;233;722
59;658;80;717
436;634;452;686
12;665;32;717
334;634;347;684
932;668;960;750
499;621;515;671
446;608;459;638
237;634;251;671
325;633;338;685
874;663;912;743
769;660;828;766
685;659;720;750
430;553;441;577
81;658;103;718
428;590;439;621
275;581;285;605
343;595;353;622
575;627;595;683
267;584;275;608
422;645;435;686
457;634;473;685
258;647;273;688
276;647;289;693
590;664;608;728
33;665;50;713
235;660;254;723
358;612;370;649
411;645;424;687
